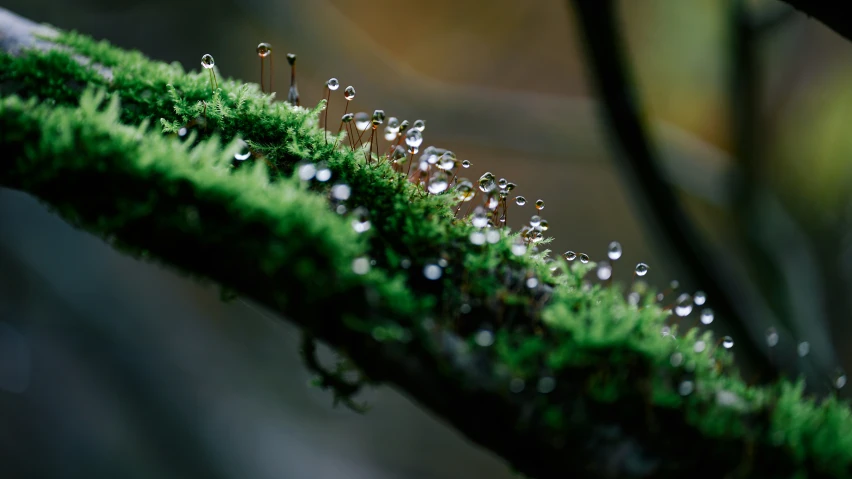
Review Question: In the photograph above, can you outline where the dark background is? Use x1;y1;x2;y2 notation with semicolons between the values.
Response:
3;0;852;477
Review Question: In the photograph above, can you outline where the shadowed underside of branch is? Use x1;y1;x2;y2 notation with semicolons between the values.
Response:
1;7;852;479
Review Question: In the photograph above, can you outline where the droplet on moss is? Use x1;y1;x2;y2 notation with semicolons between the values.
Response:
674;294;693;317
535;199;545;211
331;184;351;201
694;290;707;305
201;54;215;69
344;86;356;100
797;341;810;357
607;241;622;260
722;336;734;349
597;261;612;280
352;257;370;275
413;119;426;131
515;196;527;206
257;43;272;58
423;263;442;280
579;254;590;264
635;263;649;276
327;78;339;90
234;140;251;161
563;251;577;261
765;327;779;348
700;308;714;325
355;112;370;131
298;163;316;181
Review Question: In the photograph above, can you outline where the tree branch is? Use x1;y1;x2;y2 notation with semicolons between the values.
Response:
2;7;852;478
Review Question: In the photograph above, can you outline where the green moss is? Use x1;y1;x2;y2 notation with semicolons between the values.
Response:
2;27;852;478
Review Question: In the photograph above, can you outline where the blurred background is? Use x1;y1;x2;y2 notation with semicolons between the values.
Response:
3;0;852;477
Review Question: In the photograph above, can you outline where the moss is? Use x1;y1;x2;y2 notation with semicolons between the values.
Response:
2;26;852;478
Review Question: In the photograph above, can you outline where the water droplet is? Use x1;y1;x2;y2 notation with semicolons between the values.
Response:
462;160;471;168
475;329;494;347
509;378;525;393
387;117;400;131
529;215;541;228
413;119;426;131
405;129;423;149
371;109;385;126
694;291;706;306
607;241;623;260
298;162;316;181
515;196;527;206
234;140;251;161
326;77;339;91
460;303;472;314
315;166;332;182
635;263;649;276
336;205;347;215
670;352;683;367
678;380;694;396
485;193;500;211
627;292;640;306
437;257;448;268
597;261;612;280
535;199;545;210
722;336;734;349
563;251;577;261
201;54;215;69
341;113;354;123
178;127;188;137
400;258;411;269
539;220;549;231
471;207;488;228
384;126;397;141
344;86;356;100
469;231;486;245
537;376;556;394
797;341;810;357
478;172;496;193
674;293;693;317
423;263;442;280
498;178;508;189
287;53;297;64
835;370;847;389
486;229;501;244
694;340;706;353
351;207;371;233
352;257;370;275
579;254;590;264
765;327;779;348
700;308;714;325
526;277;539;289
661;326;671;337
354;112;371;131
427;172;449;194
455;180;475;202
257;43;272;58
437;152;456;171
670;280;680;290
331;184;351;201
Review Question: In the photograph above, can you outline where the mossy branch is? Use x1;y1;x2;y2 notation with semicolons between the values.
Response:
2;8;852;478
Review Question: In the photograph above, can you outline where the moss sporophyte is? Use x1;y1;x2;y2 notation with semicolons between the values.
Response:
1;19;852;478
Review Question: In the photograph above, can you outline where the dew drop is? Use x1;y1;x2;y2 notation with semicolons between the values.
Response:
511;241;527;256
372;109;385;126
178;127;188;137
670;352;684;367
201;54;215;69
722;336;734;349
563;251;577;261
315;166;332;182
256;43;272;58
537;376;556;394
486;229;501;244
674;293;693;317
765;327;779;348
344;86;356;100
661;326;671;337
351;207;371;233
694;340;706;353
678;380;694;396
387;117;400;131
331;184;351;201
462;160;471;168
835;370;847;390
535;199;545;211
797;341;810;357
384;126;397;141
635;263;649;276
326;77;339;91
694;291;707;306
423;263;443;280
405;129;423;149
413;119;426;132
478;172;496;193
607;241;623;261
515;196;527;206
526;277;539;289
700;308;714;325
509;378;525;393
627;292;641;306
469;231;486;245
352;257;370;275
298;163;316;181
579;254;590;264
475;329;494;347
341;113;354;123
540;220;549;231
455;180;475;202
471;207;488;228
234;140;251;161
529;215;542;228
427;173;449;194
597;261;612;281
354;112;371;131
400;258;411;269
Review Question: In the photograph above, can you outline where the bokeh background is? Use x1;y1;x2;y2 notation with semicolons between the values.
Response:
3;0;852;477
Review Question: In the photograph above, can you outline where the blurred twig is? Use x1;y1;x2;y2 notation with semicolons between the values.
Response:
568;0;777;379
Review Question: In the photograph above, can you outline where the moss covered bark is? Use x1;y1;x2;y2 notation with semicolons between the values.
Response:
1;9;851;478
